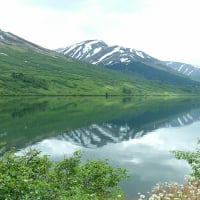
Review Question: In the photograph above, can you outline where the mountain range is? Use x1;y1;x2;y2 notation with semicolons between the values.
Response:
0;29;200;95
57;40;200;82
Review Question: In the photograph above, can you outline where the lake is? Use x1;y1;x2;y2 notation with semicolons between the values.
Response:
0;96;200;199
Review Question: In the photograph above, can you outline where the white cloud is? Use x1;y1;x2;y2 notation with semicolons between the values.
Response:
18;139;82;159
0;0;200;64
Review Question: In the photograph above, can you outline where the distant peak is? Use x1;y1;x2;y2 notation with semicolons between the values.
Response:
194;65;200;69
75;39;108;47
57;39;200;81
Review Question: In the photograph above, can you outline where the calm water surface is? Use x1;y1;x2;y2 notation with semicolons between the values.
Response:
1;97;200;199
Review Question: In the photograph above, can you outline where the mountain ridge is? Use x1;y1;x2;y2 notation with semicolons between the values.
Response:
58;40;200;82
0;29;200;96
0;30;46;50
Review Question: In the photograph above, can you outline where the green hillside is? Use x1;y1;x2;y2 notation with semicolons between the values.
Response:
0;32;199;96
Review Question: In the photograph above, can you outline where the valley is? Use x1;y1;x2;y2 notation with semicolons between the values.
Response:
0;30;200;96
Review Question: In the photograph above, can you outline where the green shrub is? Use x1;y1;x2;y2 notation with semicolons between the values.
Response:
11;72;48;90
172;139;200;179
0;147;127;200
122;87;132;94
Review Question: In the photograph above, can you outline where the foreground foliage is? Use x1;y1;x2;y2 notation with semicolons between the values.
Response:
142;177;200;200
140;140;200;200
172;140;200;179
0;147;127;200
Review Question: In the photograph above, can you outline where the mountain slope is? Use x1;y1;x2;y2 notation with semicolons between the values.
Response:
164;61;200;81
0;30;199;96
58;40;200;82
0;30;137;95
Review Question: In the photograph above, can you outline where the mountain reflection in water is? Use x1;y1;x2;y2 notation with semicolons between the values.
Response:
55;107;200;148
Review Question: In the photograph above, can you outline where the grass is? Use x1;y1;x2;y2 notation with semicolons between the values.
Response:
0;40;200;96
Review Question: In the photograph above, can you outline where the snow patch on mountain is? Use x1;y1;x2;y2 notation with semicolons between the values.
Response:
83;40;101;54
63;44;77;55
186;114;193;120
187;70;194;75
57;39;200;81
91;47;102;56
134;130;144;138
135;50;145;58
164;61;200;81
178;64;185;71
177;118;184;126
107;61;114;65
82;43;93;54
120;58;130;63
183;68;189;74
72;46;82;58
93;46;121;64
0;35;4;40
120;124;130;132
129;49;134;53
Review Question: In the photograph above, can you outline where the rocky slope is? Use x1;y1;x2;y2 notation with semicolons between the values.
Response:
57;40;200;82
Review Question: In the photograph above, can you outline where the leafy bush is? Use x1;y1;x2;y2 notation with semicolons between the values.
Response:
0;147;127;200
172;139;200;179
122;87;132;94
11;72;48;90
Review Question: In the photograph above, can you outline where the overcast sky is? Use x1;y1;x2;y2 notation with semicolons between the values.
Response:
0;0;200;65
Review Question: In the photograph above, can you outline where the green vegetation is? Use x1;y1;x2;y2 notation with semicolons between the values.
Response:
11;72;48;90
0;145;127;200
173;140;200;179
0;40;200;96
1;139;200;200
109;61;198;85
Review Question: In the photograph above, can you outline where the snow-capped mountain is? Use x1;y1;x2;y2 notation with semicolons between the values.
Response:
57;40;200;81
164;61;200;81
58;39;159;65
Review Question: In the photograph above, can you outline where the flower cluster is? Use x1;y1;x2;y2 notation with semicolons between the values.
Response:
139;176;200;200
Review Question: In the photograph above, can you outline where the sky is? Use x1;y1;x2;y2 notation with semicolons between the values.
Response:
0;0;200;65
